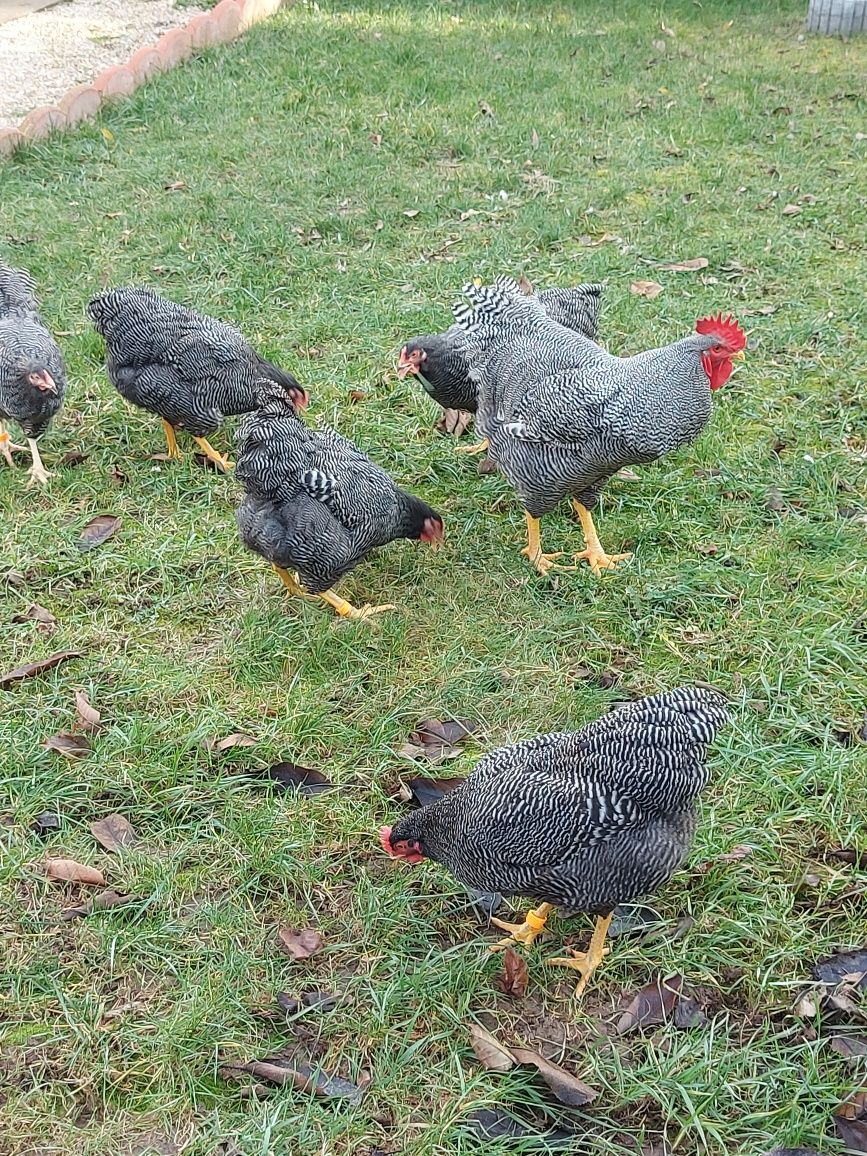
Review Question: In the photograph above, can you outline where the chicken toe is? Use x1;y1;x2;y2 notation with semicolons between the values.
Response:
572;501;630;577
0;425;27;467
192;436;233;471
161;419;183;460
455;438;490;455
26;438;51;486
521;514;576;576
548;913;612;998
490;902;554;948
318;589;396;621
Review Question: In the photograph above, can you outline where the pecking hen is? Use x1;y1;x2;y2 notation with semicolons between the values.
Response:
87;287;308;470
382;685;730;996
235;382;444;620
0;260;67;486
451;276;746;576
396;281;603;452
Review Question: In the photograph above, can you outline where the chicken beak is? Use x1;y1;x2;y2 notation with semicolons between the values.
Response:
29;370;58;394
731;350;745;361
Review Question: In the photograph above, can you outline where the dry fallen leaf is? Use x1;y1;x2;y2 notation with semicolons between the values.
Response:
164;180;188;191
0;650;81;688
830;1035;867;1060
400;718;477;764
45;858;105;886
90;814;140;852
402;209;420;218
834;1090;867;1153
398;775;466;807
782;203;802;216
220;1058;365;1104
659;257;709;272
277;928;324;961
258;762;332;795
62;888;142;919
74;689;102;733
510;1048;598;1107
349;390;367;403
469;1025;515;1072
11;604;56;629
630;280;664;299
61;450;89;467
531;128;539;149
369;132;382;146
435;408;474;438
814;948;867;990
516;274;534;295
204;733;256;753
496;947;529;998
44;732;91;760
77;514;121;552
616;974;685;1033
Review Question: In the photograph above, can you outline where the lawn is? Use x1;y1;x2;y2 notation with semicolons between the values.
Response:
1;0;866;1152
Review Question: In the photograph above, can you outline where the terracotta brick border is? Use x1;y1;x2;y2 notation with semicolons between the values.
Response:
0;0;287;162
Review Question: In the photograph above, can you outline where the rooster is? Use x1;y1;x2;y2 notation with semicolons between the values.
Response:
451;276;746;576
382;685;730;996
397;282;603;455
0;261;66;486
87;288;308;470
236;384;444;620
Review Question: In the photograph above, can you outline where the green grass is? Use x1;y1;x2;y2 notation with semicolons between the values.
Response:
1;0;866;1152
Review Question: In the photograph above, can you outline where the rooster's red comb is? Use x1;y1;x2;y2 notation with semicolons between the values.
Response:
695;313;747;352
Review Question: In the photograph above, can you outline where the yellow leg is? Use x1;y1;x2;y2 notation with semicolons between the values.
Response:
316;588;396;621
192;436;233;471
520;513;575;577
456;438;490;455
490;902;555;948
26;438;51;486
548;913;613;999
162;419;182;460
571;501;631;577
273;565;310;598
0;422;27;468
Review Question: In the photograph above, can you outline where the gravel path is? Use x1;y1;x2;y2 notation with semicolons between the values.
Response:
0;0;202;131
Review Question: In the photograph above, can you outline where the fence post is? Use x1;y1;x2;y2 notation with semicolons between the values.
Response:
806;0;867;33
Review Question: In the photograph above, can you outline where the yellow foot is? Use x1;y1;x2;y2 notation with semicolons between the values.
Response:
192;436;233;471
161;419;183;460
489;903;554;949
26;439;51;486
573;547;632;578
317;588;396;621
547;912;613;998
0;432;27;467
456;438;490;455
520;546;575;577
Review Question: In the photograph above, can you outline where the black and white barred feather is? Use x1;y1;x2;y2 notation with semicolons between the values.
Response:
235;385;442;593
87;287;305;437
401;282;603;415
0;261;67;439
452;275;720;516
388;685;730;915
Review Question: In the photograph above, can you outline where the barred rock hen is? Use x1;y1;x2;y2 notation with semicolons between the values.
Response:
87;288;308;469
382;685;730;996
452;276;746;576
236;383;444;620
396;282;603;453
0;261;66;485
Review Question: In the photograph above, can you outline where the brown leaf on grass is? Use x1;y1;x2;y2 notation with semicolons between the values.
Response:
62;888;143;920
164;180;188;191
402;209;420;218
397;775;466;807
220;1058;365;1104
531;128;540;149
782;203;802;216
659;257;709;272
435;408;474;438
477;455;498;475
814;948;867;990
369;132;382;146
61;450;89;467
349;390;367;403
469;1025;516;1072
45;858;105;885
399;718;477;763
696;542;719;556
277;928;324;961
830;1035;867;1060
109;463;127;485
277;990;340;1015
827;848;866;869
0;650;81;688
695;843;756;873
510;1048;599;1107
31;811;60;835
12;604;56;629
260;763;332;795
204;733;256;753
496;947;528;998
834;1090;867;1153
516;274;534;295
616;974;685;1034
44;732;91;759
90;814;140;852
74;689;102;733
77;514;121;551
630;280;664;299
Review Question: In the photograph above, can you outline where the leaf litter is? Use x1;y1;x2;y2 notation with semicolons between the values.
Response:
277;928;324;961
435;408;474;438
11;604;56;630
220;1057;366;1105
397;775;466;807
204;732;257;753
496;947;529;998
616;974;706;1033
630;280;664;299
90;815;141;852
45;858;105;885
834;1089;867;1153
256;762;332;794
62;889;144;920
0;650;81;687
398;717;477;763
77;514;121;551
73;689;102;733
467;1024;598;1106
44;732;91;759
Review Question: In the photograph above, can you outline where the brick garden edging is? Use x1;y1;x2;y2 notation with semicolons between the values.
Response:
0;0;285;161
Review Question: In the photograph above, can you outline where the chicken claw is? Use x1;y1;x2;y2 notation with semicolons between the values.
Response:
548;913;612;998
521;514;575;576
573;546;632;578
0;428;27;468
319;592;396;621
192;436;233;471
456;438;490;455
26;438;51;486
489;902;554;949
161;419;183;461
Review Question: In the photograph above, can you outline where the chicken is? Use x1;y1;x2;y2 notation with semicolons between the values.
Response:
235;383;444;620
381;685;730;996
0;261;66;486
451;276;746;576
396;282;603;454
86;288;308;470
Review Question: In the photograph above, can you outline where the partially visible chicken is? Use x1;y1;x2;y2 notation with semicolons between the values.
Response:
236;383;444;620
452;276;745;576
87;288;308;470
396;283;603;454
0;261;67;486
382;685;730;996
